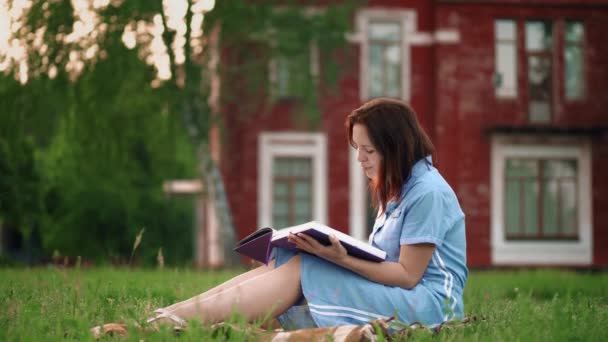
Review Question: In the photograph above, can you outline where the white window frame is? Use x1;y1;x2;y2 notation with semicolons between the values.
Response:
348;8;415;241
355;8;416;102
490;135;593;265
258;132;327;228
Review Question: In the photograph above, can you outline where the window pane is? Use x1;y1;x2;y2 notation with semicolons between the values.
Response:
505;157;579;241
367;21;402;98
273;159;290;176
292;159;312;177
496;20;516;40
274;182;288;198
505;179;521;236
526;21;553;122
565;22;584;100
526;21;552;51
542;179;559;236
294;200;310;217
560;180;577;236
369;21;400;41
523;180;539;236
528;55;552;123
272;157;313;227
496;43;517;97
369;43;384;97
386;46;401;97
294;216;310;224
565;45;583;99
543;159;577;178
294;181;310;199
506;159;538;177
273;217;288;229
565;21;584;42
273;201;289;216
276;57;290;96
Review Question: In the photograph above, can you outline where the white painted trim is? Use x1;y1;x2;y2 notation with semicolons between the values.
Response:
163;180;204;194
409;32;434;46
490;136;593;265
435;29;460;44
349;147;368;241
346;32;363;43
355;8;416;102
351;8;417;239
258;132;328;228
409;30;460;46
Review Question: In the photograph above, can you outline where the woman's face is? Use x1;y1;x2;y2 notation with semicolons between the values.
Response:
352;124;382;181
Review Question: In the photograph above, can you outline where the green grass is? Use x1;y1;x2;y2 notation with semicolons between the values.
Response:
1;267;607;341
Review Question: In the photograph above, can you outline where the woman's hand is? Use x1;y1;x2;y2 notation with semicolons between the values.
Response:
287;233;348;263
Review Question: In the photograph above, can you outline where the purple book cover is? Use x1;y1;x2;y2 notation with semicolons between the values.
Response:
233;228;274;264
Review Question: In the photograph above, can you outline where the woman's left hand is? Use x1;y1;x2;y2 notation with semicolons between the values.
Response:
287;233;348;263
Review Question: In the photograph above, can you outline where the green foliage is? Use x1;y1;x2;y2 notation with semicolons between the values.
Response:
35;47;198;264
1;28;198;264
0;136;43;242
0;0;355;264
209;0;356;129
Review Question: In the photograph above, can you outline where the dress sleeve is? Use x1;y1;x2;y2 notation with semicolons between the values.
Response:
399;189;448;247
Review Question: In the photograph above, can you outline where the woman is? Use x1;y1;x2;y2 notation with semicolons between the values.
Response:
146;97;468;330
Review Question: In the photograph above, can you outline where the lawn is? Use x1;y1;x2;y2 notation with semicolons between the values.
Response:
1;267;607;341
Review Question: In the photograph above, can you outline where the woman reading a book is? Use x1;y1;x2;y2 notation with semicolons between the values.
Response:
138;98;468;331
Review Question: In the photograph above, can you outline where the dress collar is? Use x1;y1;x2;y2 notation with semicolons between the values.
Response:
385;155;433;212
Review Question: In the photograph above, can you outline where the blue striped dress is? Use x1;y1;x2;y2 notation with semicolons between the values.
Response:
273;157;468;329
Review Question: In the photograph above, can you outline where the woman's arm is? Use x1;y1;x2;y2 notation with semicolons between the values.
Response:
288;233;435;289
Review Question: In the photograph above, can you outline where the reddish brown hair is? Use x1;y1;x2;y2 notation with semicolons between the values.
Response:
346;98;435;212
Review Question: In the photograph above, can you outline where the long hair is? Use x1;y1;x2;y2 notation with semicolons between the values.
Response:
346;98;435;212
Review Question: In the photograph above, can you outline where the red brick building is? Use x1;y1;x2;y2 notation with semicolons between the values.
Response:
219;1;608;267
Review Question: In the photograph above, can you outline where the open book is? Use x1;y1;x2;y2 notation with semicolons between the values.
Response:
234;221;387;265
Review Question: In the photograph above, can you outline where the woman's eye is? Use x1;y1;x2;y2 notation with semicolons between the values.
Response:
366;150;374;154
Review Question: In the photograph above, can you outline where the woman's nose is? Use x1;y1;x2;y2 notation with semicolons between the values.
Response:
356;149;366;162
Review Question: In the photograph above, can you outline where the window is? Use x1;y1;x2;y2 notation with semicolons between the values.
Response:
565;21;585;100
526;21;553;123
355;9;414;102
272;157;313;227
490;136;592;265
504;158;578;240
368;21;402;98
495;20;517;98
351;9;414;239
269;43;318;99
271;54;309;99
258;133;327;228
494;19;586;120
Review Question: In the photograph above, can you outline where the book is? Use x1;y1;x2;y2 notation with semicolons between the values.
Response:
234;221;387;265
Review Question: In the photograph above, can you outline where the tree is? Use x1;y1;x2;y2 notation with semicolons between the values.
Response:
0;0;355;264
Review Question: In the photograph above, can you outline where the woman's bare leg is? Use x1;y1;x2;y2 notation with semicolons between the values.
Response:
162;255;302;324
162;260;276;312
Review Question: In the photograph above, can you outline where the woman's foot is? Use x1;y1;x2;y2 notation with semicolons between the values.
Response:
90;309;186;339
90;323;128;339
146;308;188;330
